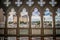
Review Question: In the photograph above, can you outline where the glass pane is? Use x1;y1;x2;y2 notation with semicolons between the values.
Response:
55;8;60;28
44;37;53;40
19;8;29;28
0;8;5;28
56;29;60;34
32;37;41;40
0;29;4;34
32;29;41;35
44;29;53;35
43;8;52;28
0;37;4;40
7;8;17;28
8;37;16;40
56;37;60;40
31;8;41;28
8;29;16;35
19;37;28;40
20;29;28;35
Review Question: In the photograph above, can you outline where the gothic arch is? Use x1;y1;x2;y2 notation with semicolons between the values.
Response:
44;5;53;12
18;5;29;12
30;5;41;16
6;6;18;13
17;5;29;17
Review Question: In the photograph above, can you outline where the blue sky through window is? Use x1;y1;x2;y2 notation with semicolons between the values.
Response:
32;8;40;16
32;8;40;21
56;8;60;21
44;8;51;16
44;8;52;21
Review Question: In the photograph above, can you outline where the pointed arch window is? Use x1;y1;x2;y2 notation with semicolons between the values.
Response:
31;8;41;28
55;8;60;35
55;8;60;28
7;8;17;28
19;8;29;28
43;8;53;28
0;8;5;35
31;8;41;35
0;8;5;28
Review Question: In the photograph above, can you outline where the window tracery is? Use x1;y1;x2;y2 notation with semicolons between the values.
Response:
8;8;17;28
43;8;52;28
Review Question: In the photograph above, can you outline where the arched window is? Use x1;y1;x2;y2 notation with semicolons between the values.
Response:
0;8;5;35
31;8;41;28
19;8;29;35
19;8;29;28
0;8;5;28
7;8;17;28
43;8;53;35
31;8;41;35
43;8;52;28
55;8;60;35
7;8;17;35
55;8;60;28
